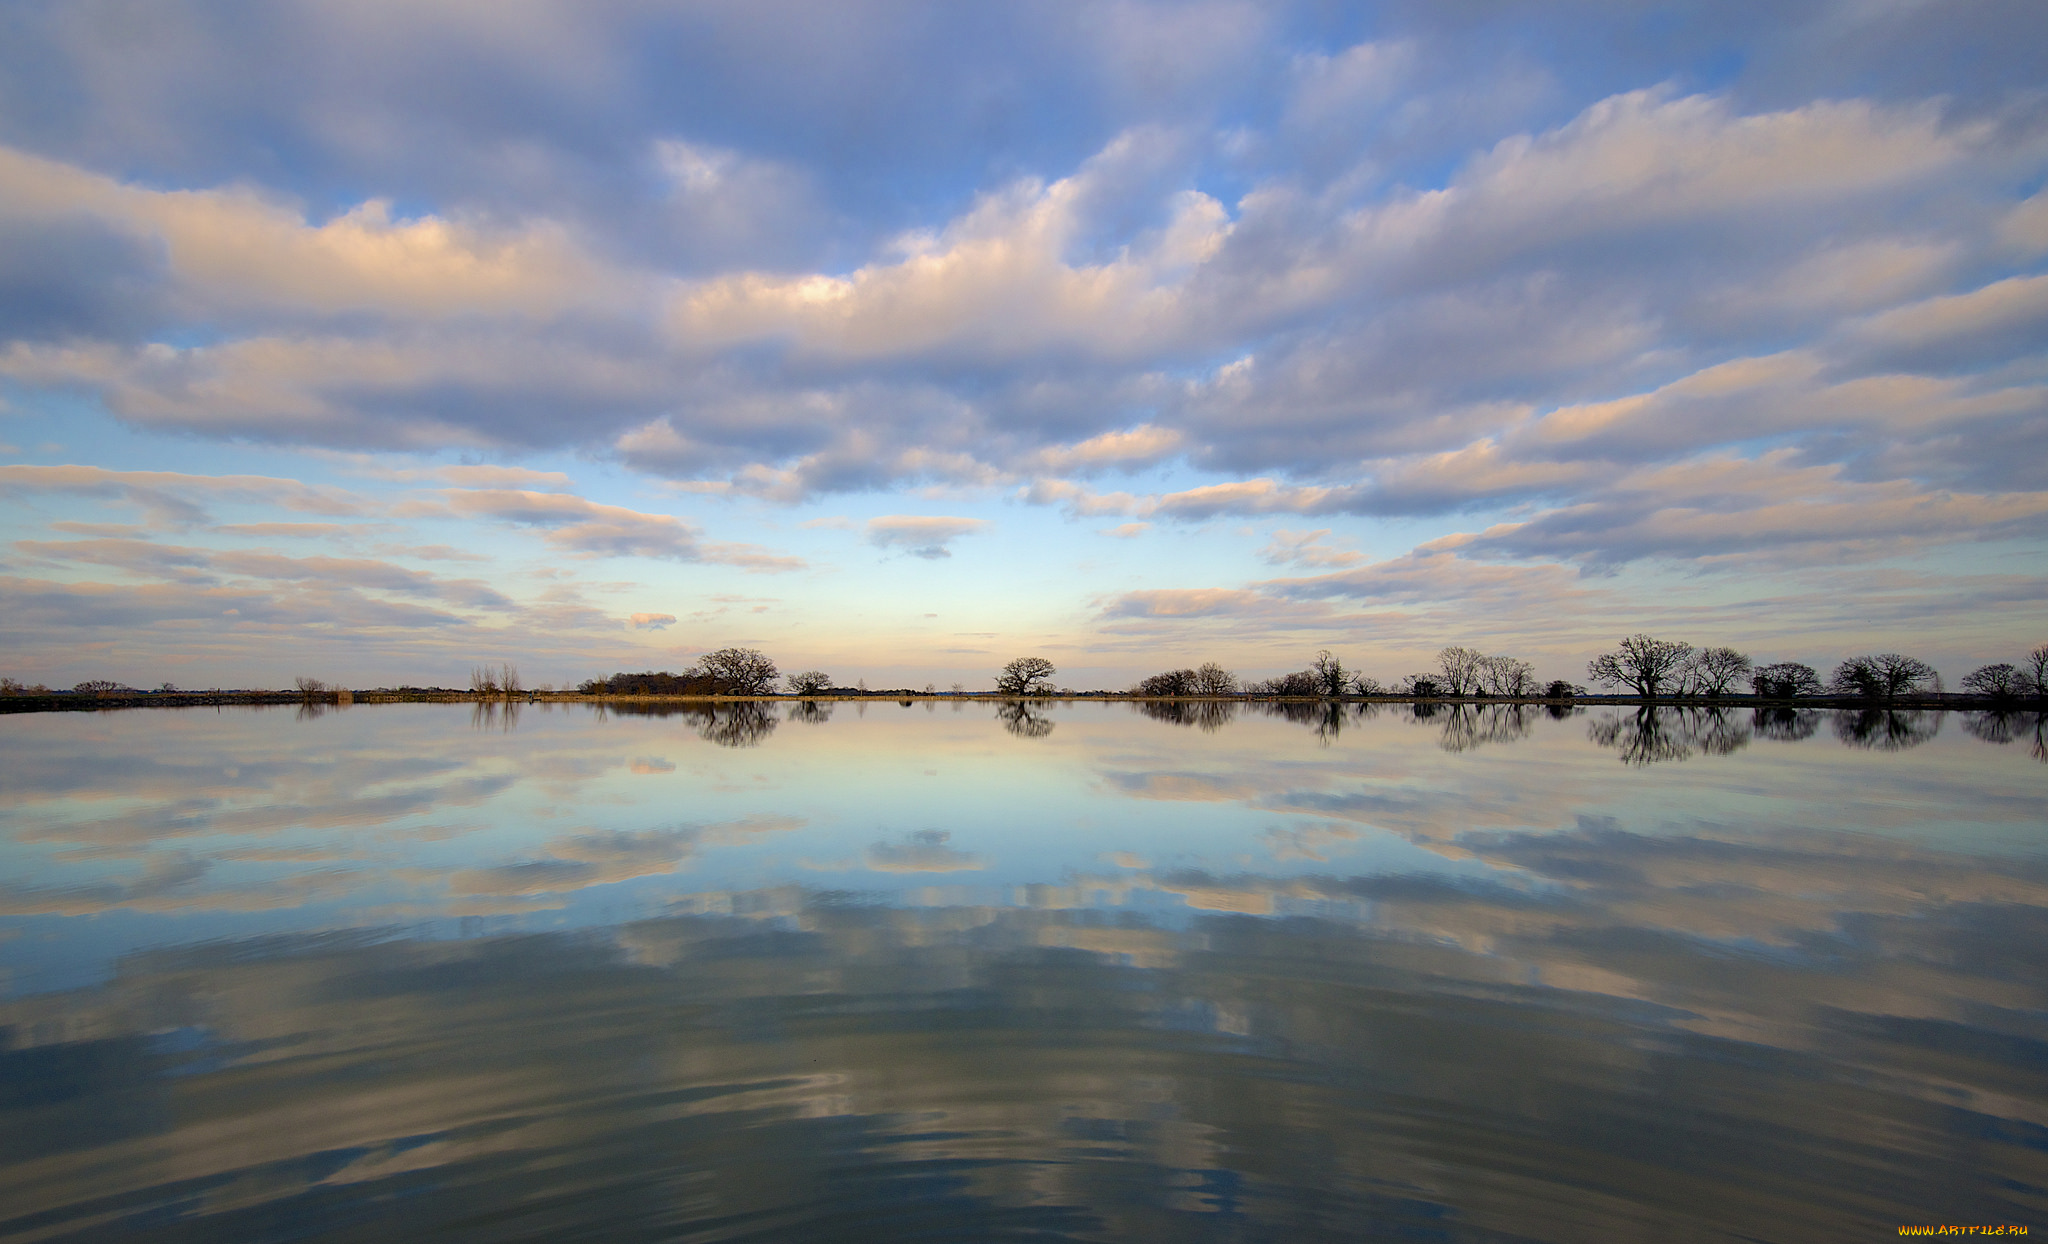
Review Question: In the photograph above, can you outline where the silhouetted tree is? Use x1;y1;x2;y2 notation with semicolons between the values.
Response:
1587;635;1695;698
1687;647;1752;697
1401;674;1444;697
1479;655;1537;697
699;648;779;694
1137;668;1198;696
1751;662;1823;699
1251;670;1319;696
1193;662;1239;695
785;669;832;695
294;676;327;699
1543;679;1579;699
1349;673;1384;695
1960;663;2027;700
996;656;1057;695
2028;644;2048;696
1435;646;1486;696
1830;654;1937;701
73;680;125;695
1311;650;1351;697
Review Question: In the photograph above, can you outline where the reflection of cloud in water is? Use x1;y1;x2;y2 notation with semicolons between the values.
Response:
627;756;675;774
448;818;805;897
2;883;2039;1238
864;830;983;873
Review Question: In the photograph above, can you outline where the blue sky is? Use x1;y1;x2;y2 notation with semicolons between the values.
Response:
1;0;2044;691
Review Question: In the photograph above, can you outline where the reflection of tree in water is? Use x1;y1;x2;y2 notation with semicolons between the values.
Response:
1135;699;1238;732
1833;708;1942;752
1256;699;1378;745
1436;704;1534;754
1588;707;1750;765
1752;706;1821;742
699;701;778;748
786;699;835;726
999;701;1054;739
469;699;522;732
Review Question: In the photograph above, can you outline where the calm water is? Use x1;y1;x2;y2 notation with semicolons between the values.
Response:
2;700;2044;1241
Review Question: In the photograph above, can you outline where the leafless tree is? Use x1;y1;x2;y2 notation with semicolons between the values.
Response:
997;656;1057;695
74;679;124;695
1686;647;1752;697
1478;655;1537;697
699;648;780;694
1349;673;1384;695
1960;663;2027;700
497;663;521;696
1192;662;1238;696
1830;654;1938;701
1137;668;1198;696
1587;635;1695;698
1751;662;1823;699
1543;680;1579;699
1435;646;1486;696
1311;650;1351;697
1251;670;1319;696
2027;643;2048;695
294;676;326;699
470;665;499;695
785;669;832;695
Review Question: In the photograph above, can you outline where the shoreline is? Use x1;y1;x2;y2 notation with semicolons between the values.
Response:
0;690;2034;714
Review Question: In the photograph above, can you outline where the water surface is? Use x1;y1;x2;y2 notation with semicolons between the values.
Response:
2;701;2044;1240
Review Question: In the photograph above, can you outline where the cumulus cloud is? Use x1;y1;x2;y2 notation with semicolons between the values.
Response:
445;488;804;570
629;611;677;630
864;515;988;559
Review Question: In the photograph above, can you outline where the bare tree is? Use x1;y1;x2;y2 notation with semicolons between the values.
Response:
1435;646;1486;696
785;669;833;695
1543;680;1579;699
699;648;780;694
2026;643;2048;695
996;656;1056;695
1193;662;1238;696
1309;650;1352;697
1687;647;1752;698
1479;655;1537;697
497;663;522;696
470;665;499;695
1830;654;1937;701
1138;669;1198;696
1751;662;1823;699
1349;673;1384;695
1960;664;2027;700
293;676;326;699
1587;635;1695;698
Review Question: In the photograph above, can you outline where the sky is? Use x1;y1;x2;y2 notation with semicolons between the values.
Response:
0;0;2044;692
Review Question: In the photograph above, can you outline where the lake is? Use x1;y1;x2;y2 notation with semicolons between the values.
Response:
2;699;2043;1241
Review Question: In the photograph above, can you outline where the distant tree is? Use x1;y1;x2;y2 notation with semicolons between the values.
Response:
1192;662;1239;696
294;676;326;698
0;678;24;695
2027;643;2048;696
1960;663;2027;700
785;670;833;695
470;666;499;695
1310;650;1351;697
1252;670;1319;696
1137;669;1197;696
1687;647;1753;698
1479;655;1537;697
497;663;522;696
996;656;1057;695
1543;679;1579;699
73;679;124;695
1587;635;1695;698
1830;653;1937;701
1750;662;1823;699
1402;674;1445;697
157;681;178;693
699;647;780;694
1349;673;1384;695
1435;646;1486;696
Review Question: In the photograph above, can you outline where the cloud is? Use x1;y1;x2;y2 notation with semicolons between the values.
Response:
629;612;677;630
863;830;983;873
864;515;989;559
445;488;804;570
